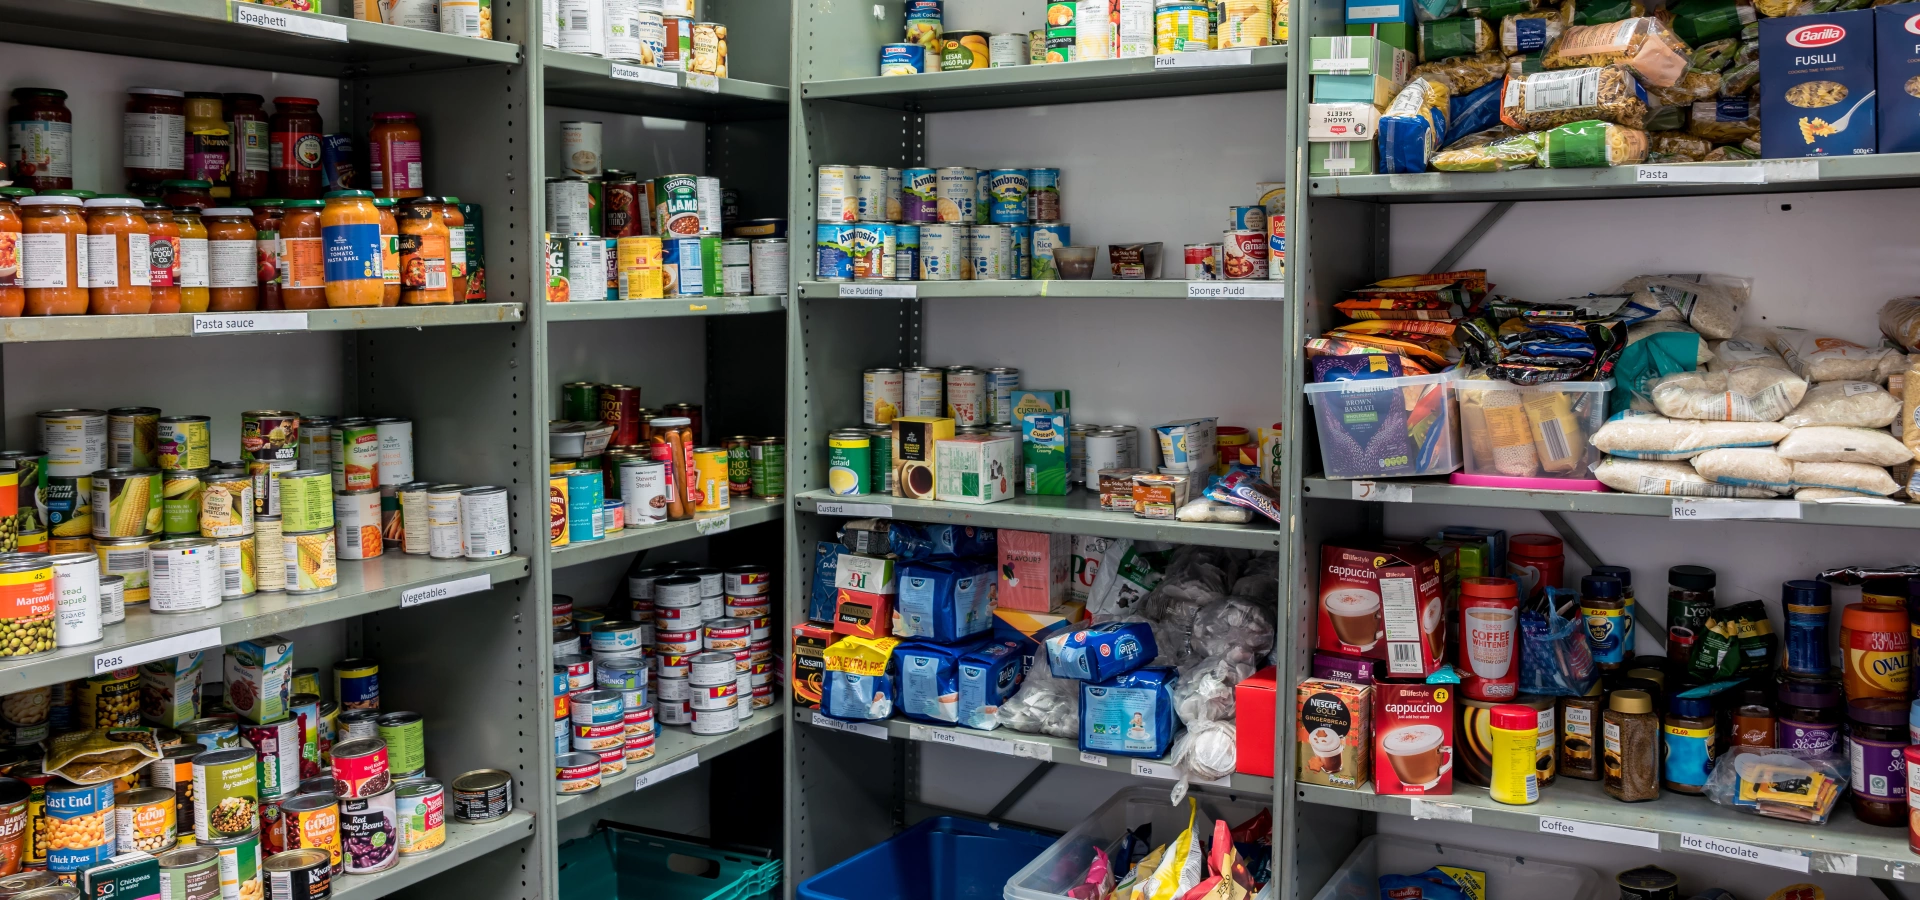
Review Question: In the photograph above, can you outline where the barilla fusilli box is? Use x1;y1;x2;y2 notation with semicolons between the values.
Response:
1762;9;1877;158
1877;5;1920;153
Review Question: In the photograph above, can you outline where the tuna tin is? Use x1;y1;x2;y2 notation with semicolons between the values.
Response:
393;779;444;855
282;530;337;595
723;565;771;597
688;651;735;685
156;846;220;900
339;789;397;874
449;770;511;824
986;170;1029;223
40;410;108;478
591;621;644;655
114;786;177;855
704;618;751;651
156;416;212;473
569;690;624;726
459;487;510;559
691;703;739;735
375;713;425;778
556;655;595;694
331;739;391;800
191;748;258;843
149;538;219;613
556;752;601;795
571;721;622;751
262;848;330;900
689;680;738;711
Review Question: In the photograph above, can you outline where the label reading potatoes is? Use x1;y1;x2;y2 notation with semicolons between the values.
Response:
838;284;915;299
399;573;492;608
1188;282;1283;299
1153;49;1254;68
609;63;678;88
193;312;309;334
95;627;224;675
231;3;349;41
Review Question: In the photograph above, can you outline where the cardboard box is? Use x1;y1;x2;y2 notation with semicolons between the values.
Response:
1311;74;1401;108
82;852;159;900
1762;10;1877;158
1297;678;1371;789
1437;526;1506;572
834;553;897;638
1346;0;1411;25
1318;542;1446;677
790;624;835;709
139;652;204;728
998;529;1068;612
1235;666;1278;777
224;636;294;724
808;541;845;623
891;416;955;499
1310;141;1377;176
994;606;1079;673
1373;682;1454;795
1022;413;1070;496
1312;650;1383;684
1130;473;1192;520
1151;417;1218;473
1347;21;1414;51
1098;468;1150;510
1307;102;1381;142
935;435;1018;504
1879;5;1920;153
1309;36;1413;80
1008;390;1071;425
1068;534;1113;603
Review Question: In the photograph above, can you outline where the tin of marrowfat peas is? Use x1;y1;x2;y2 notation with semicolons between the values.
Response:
114;786;176;855
155;416;211;473
240;719;300;800
459;487;510;560
555;753;599;795
156;846;220;900
338;789;396;875
149;538;219;614
449;770;511;824
392;780;443;856
161;469;205;537
263;847;329;900
90;468;159;539
216;534;256;600
179;718;241;753
332;490;381;562
374;713;424;779
330;740;390;801
281;530;336;596
191;748;258;843
273;471;329;535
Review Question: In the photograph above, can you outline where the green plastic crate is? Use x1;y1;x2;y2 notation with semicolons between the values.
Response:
559;824;782;900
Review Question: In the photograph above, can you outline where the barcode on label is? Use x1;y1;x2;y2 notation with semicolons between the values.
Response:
468;531;486;547
152;553;168;577
1540;419;1569;462
223;569;240;593
1389;643;1417;668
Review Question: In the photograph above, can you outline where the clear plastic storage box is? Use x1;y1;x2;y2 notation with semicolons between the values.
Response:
1304;370;1460;480
1309;835;1603;900
1004;786;1271;900
1453;378;1613;490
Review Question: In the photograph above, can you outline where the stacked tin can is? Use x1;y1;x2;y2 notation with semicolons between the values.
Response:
552;0;723;74
724;565;776;712
815;164;1066;282
546;163;786;303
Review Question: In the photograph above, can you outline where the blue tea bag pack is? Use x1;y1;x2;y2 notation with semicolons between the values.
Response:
808;541;844;623
1080;666;1179;758
957;641;1024;730
896;641;968;724
925;524;996;558
894;558;996;643
1045;621;1159;682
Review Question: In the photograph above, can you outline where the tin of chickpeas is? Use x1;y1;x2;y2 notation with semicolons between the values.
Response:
42;781;114;876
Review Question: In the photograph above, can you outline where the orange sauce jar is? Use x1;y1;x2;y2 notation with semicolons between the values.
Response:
375;197;400;306
18;195;89;315
319;190;383;308
369;112;425;199
202;207;259;311
143;206;182;314
441;196;468;303
0;187;27;317
83;198;152;315
172;207;211;313
279;199;326;310
398;197;452;304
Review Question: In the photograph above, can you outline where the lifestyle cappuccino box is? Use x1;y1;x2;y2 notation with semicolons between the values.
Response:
1373;682;1453;795
1318;542;1447;677
1297;678;1371;789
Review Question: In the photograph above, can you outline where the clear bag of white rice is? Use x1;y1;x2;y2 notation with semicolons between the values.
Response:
1594;458;1779;497
1590;412;1789;460
1646;367;1808;422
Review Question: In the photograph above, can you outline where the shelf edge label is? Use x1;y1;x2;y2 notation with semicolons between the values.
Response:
1154;49;1254;68
1188;281;1283;299
814;501;892;518
685;73;721;92
95;627;224;675
1079;751;1109;767
1407;799;1471;822
809;711;887;740
1635;164;1765;185
400;573;492;608
1679;834;1809;872
694;514;731;536
1537;818;1659;849
724;298;751;314
1352;481;1412;503
609;63;679;87
193;312;309;335
632;752;701;791
838;284;916;299
1130;760;1233;785
1670;498;1801;520
231;4;349;41
908;724;1053;761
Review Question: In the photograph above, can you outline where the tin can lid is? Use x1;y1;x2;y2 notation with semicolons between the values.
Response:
395;779;442;799
157;846;220;868
451;769;512;793
263;847;330;872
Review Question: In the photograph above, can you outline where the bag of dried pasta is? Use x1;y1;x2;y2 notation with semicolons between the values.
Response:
1433;127;1545;170
1501;65;1651;130
1539;119;1649;167
1420;16;1496;60
1380;76;1454;173
1544;17;1689;87
1508;50;1549;77
1647;131;1713;160
1690;37;1739;72
1647;70;1724;107
1503;9;1565;52
1465;0;1540;18
1719;59;1758;96
1663;0;1755;46
1414;50;1510;92
1446;78;1506;142
1560;0;1646;24
1688;97;1759;141
1701;143;1759;160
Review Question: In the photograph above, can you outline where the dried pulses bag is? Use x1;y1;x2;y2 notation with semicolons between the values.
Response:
1501;65;1650;130
1543;17;1689;86
1774;426;1915;466
1646;367;1808;422
1594;458;1779;496
1778;381;1900;429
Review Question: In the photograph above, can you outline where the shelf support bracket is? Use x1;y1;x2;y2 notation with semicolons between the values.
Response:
1540;511;1663;640
987;762;1056;820
1428;202;1515;274
1874;878;1903;900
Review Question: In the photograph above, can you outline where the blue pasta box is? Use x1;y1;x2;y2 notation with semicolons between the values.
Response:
1878;5;1920;153
1761;10;1877;158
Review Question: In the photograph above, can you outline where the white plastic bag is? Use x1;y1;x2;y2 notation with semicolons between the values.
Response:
1765;326;1906;384
1594;458;1780;497
1775;426;1915;466
1780;381;1901;429
1591;412;1789;460
1647;367;1808;422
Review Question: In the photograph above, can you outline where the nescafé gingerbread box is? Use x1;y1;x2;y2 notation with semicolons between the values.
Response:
1762;9;1877;158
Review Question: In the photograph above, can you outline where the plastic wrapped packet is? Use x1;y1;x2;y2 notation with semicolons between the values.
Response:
1176;499;1253;523
1416;0;1467;21
1662;0;1755;45
1776;426;1915;466
1167;720;1238;794
1765;326;1907;384
1433;127;1542;170
1191;597;1277;669
1594;457;1782;496
1544;17;1690;87
1877;297;1920;353
1647;367;1809;421
1172;656;1252;724
1420;16;1496;61
1518;593;1599;696
1692;446;1796;492
1559;0;1645;24
1780;381;1901;428
1706;748;1846;824
1647;70;1725;112
1719;59;1758;96
1627;321;1711;365
1501;65;1650;130
1623;274;1744;339
995;664;1080;738
1539;119;1648;166
1689;36;1739;72
1414;50;1510;93
1647;131;1714;160
1591;411;1789;459
1790;461;1900;495
1688;97;1759;141
1465;0;1541;18
1702;144;1759;160
1502;9;1564;52
1380;75;1455;174
47;728;163;784
1709;334;1790;371
1445;79;1506;144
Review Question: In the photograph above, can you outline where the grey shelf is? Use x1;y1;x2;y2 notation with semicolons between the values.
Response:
0;553;530;692
802;46;1289;112
1299;780;1911;880
796;280;1284;301
544;296;785;322
794;488;1282;551
333;810;537;900
1301;476;1920;527
1306;154;1920;203
0;304;525;343
0;0;521;75
795;708;1276;795
543;51;790;119
555;711;782;818
552;499;785;567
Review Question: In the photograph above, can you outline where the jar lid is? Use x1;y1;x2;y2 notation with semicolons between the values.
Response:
224;92;265;103
82;197;143;208
1667;694;1712;718
374;198;396;207
651;417;692;427
202;207;255;217
404;196;445;206
1668;565;1716;591
1509;533;1562;556
284;200;324;208
12;88;66;99
444;196;461;204
1841;602;1907;633
1580;575;1622;599
161;180;213;190
170;207;203;215
185;91;224;100
250;199;286;208
1461;577;1517;599
1489;704;1537;731
41;190;94;199
1591;564;1631;586
273;96;320;106
1623;667;1665;688
1738;686;1771;707
17;196;80;207
373;111;417;122
1608;689;1653;714
0;187;34;199
1849;697;1908;727
325;190;375;199
1782;579;1829;607
1616;867;1678;891
1778;683;1840;708
128;87;186;98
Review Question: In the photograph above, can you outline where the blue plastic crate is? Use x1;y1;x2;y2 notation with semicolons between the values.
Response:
559;824;781;900
798;816;1057;900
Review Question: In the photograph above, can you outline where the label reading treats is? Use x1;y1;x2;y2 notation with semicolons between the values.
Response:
1636;165;1766;184
814;501;892;517
193;312;309;334
1679;834;1809;872
1537;818;1660;849
1671;498;1802;520
810;711;888;740
1188;282;1283;299
1154;49;1255;68
838;283;915;299
95;627;223;675
609;63;679;87
400;573;492;608
908;724;1053;761
1080;751;1109;767
232;3;349;41
631;753;700;791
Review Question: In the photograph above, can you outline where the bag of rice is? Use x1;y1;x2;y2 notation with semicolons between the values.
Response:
1646;367;1808;422
1779;381;1901;429
1627;321;1710;365
1877;296;1920;354
1594;457;1778;496
1764;326;1907;384
1691;447;1794;492
1796;487;1903;503
1620;274;1742;339
1789;461;1900;496
1590;412;1788;459
1708;333;1790;372
1774;426;1915;466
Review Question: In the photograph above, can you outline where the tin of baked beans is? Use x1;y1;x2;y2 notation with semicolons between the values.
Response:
240;719;300;800
328;421;379;494
112;787;175;856
89;468;158;539
336;711;377;745
391;780;443;856
153;416;210;473
458;487;509;560
555;752;600;795
329;740;390;801
338;789;396;874
156;846;220;900
263;847;329;900
39;411;107;479
190;748;257;843
330;490;380;562
373;713;423;779
178;719;240;754
251;517;285;595
816;164;853;223
704;618;750;651
296;417;335;473
448;770;510;824
280;530;336;596
145;538;217;614
1222;229;1268;280
270;471;326;536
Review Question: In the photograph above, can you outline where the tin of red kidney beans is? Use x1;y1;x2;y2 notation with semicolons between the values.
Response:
555;752;600;795
703;618;750;651
339;789;397;874
722;565;770;596
329;739;391;799
450;770;512;823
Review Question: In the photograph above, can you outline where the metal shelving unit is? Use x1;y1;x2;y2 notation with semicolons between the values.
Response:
796;280;1284;300
544;296;786;321
1306;153;1920;202
0;304;525;343
795;489;1284;550
1300;477;1920;527
331;812;540;900
552;501;783;567
557;711;782;818
801;46;1289;112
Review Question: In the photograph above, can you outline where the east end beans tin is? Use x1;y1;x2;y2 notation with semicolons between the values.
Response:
392;780;444;855
191;747;258;843
282;530;337;596
273;472;330;535
157;417;212;473
814;224;854;282
339;789;397;874
91;468;160;539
